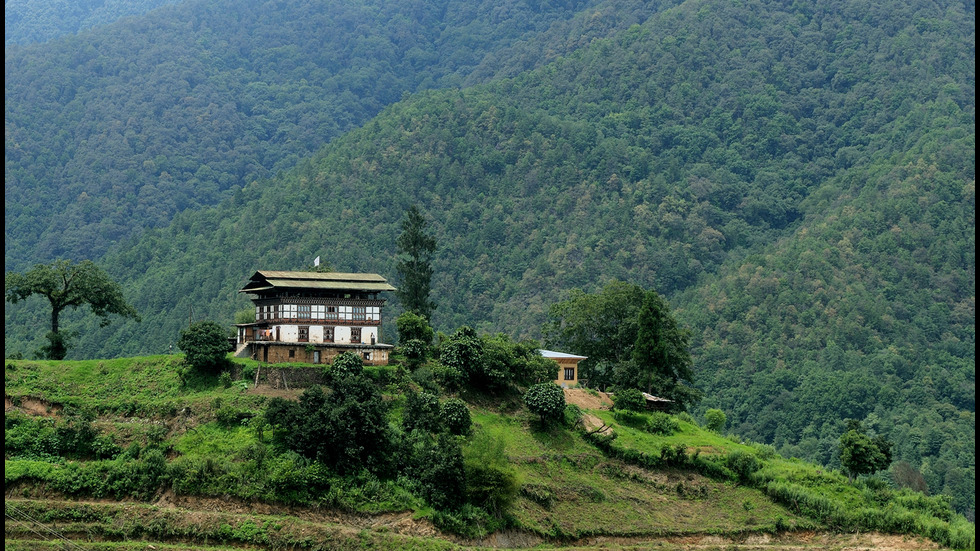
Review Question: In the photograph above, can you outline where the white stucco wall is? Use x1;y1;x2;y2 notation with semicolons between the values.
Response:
279;325;299;342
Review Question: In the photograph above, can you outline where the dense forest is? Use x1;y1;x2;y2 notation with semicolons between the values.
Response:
4;0;679;271
4;0;180;45
5;0;974;519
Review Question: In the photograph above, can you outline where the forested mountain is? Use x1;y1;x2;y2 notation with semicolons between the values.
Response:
4;0;679;271
5;0;181;45
4;0;974;518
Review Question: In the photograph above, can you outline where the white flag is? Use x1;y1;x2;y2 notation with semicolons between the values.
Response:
314;256;320;267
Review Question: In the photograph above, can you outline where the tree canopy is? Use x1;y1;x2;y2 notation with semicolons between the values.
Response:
840;421;894;481
5;260;139;359
395;205;438;321
176;320;230;373
524;382;566;425
627;289;698;410
545;281;697;410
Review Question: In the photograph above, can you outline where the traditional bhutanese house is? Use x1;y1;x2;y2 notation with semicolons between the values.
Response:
539;349;587;388
235;270;396;366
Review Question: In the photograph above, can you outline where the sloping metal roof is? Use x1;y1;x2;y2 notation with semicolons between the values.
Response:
239;270;396;293
641;392;673;403
539;349;588;360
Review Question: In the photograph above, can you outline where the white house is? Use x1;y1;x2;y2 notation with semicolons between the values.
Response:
235;270;396;365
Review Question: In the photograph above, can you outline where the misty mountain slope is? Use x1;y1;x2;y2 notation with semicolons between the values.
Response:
4;0;682;270
5;0;182;45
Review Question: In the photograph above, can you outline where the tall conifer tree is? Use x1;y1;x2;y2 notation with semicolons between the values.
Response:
631;290;696;409
395;205;437;320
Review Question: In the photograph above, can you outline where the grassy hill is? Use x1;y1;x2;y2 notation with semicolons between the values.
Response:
5;0;974;524
4;355;973;550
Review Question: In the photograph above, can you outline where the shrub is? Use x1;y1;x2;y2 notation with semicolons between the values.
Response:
402;431;465;509
564;404;584;428
216;405;253;427
676;411;697;426
329;352;364;379
464;431;520;516
523;383;566;425
724;450;762;481
704;408;727;432
646;411;680;435
177;321;231;373
612;388;646;413
431;363;464;390
442;398;472;436
396;311;434;345
240;363;257;382
410;366;440;394
402;392;442;433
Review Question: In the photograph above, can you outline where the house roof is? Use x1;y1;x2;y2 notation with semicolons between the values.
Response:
539;349;588;360
641;392;673;403
239;270;397;293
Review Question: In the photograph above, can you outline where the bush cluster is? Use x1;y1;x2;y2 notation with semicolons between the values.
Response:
5;411;119;461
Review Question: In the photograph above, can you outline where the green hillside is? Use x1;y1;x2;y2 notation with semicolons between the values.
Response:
4;0;679;270
4;0;181;45
5;0;974;522
4;355;973;549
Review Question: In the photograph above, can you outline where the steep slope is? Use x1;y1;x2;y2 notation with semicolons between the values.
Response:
680;113;975;513
4;0;680;270
5;0;974;515
4;0;181;45
3;357;973;549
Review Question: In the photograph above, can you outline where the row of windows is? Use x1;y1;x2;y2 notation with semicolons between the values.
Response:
255;305;381;321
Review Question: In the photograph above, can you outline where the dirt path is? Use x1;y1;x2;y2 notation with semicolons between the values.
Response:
564;388;613;410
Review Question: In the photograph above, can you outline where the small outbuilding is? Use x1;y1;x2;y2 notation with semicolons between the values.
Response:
539;349;587;388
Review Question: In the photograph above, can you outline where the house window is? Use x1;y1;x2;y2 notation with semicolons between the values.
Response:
564;368;575;381
351;327;362;343
363;352;372;361
288;349;295;358
352;306;366;321
313;351;321;364
326;306;338;320
298;305;311;320
298;326;309;342
324;327;335;342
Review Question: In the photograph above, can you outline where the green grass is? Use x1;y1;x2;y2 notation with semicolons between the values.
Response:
4;356;974;549
470;408;808;538
5;356;265;416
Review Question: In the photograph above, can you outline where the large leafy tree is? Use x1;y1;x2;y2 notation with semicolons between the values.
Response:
267;377;395;476
176;321;230;373
628;289;698;410
545;282;698;409
5;260;139;359
395;205;437;321
839;420;893;482
543;281;646;389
